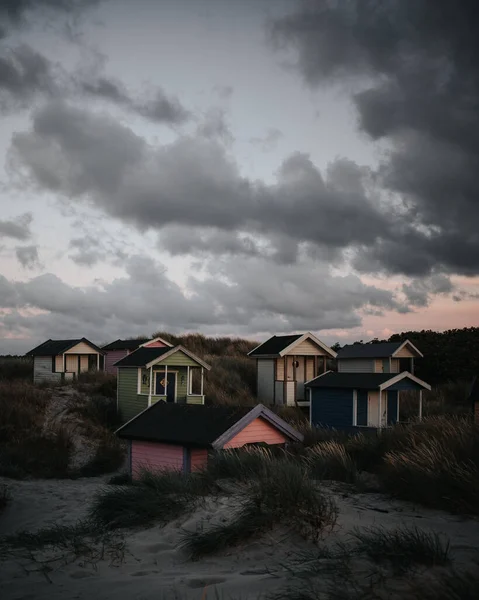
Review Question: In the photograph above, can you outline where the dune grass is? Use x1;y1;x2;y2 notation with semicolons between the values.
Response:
305;441;358;483
350;525;451;574
0;519;125;570
90;469;218;530
206;446;276;481
181;461;337;559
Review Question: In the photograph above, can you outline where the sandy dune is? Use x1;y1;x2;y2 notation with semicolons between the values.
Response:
1;476;479;600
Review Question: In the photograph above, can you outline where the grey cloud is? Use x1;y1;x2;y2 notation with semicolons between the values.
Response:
401;274;454;308
0;212;32;240
271;0;479;276
0;45;60;111
212;85;233;100
196;108;232;143
0;44;190;124
15;244;40;269
0;252;408;353
250;127;283;151
0;0;99;31
69;233;129;266
10;101;392;261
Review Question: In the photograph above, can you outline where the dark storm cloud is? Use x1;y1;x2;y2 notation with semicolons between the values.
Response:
0;0;99;32
15;244;40;268
272;0;479;276
10;101;392;261
0;212;32;240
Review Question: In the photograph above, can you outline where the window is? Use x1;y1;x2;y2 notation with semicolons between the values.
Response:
293;360;300;369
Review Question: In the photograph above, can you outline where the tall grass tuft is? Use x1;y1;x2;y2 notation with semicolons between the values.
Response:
206;446;275;481
79;432;126;477
181;461;337;559
305;441;358;483
90;469;218;530
0;356;33;381
350;525;451;574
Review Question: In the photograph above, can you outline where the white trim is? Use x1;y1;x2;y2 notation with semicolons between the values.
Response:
145;345;211;370
148;365;153;406
419;390;423;421
153;368;178;402
304;369;331;387
309;387;312;425
391;339;423;358
379;371;431;391
352;389;357;426
137;368;141;394
397;390;400;422
138;336;174;348
378;389;382;429
187;365;191;395
200;367;204;396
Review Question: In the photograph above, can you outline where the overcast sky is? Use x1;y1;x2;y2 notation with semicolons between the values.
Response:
0;0;478;354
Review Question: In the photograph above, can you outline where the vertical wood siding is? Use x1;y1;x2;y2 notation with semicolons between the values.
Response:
390;359;400;373
33;356;62;384
190;448;208;472
131;441;183;477
118;368;148;423
276;358;284;381
374;359;384;373
65;342;98;354
394;346;415;358
224;417;287;448
338;359;375;373
80;356;89;372
286;381;296;405
274;381;284;405
55;355;63;372
65;355;78;373
257;359;275;404
305;357;314;381
105;350;127;374
311;388;353;428
368;392;380;427
287;339;326;355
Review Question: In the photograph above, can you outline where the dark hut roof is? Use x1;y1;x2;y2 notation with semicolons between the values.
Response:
26;338;103;356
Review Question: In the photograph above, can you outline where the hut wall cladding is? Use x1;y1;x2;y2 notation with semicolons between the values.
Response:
55;355;63;372
131;441;183;477
65;342;98;354
223;417;288;448
34;356;62;383
105;350;128;374
143;340;168;348
190;448;208;472
292;339;327;355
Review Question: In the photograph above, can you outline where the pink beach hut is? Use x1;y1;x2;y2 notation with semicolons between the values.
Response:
116;402;303;478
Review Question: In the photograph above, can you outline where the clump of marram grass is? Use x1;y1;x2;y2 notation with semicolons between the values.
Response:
206;446;276;481
350;525;451;575
108;471;131;485
90;469;219;530
0;519;125;571
181;461;337;559
79;432;126;477
305;441;358;483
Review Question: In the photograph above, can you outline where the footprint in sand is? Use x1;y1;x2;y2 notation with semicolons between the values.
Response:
186;577;227;589
130;570;160;577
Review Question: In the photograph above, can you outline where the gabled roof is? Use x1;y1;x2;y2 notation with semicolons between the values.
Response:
102;338;150;351
305;371;430;391
248;332;336;358
26;338;104;356
138;336;173;348
113;345;211;370
116;402;303;448
337;340;422;359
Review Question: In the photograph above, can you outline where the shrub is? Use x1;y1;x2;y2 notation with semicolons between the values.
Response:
0;425;74;479
69;394;119;430
181;461;337;558
79;433;126;477
75;372;117;400
350;525;451;574
90;469;217;530
0;356;33;381
0;382;51;444
305;441;358;483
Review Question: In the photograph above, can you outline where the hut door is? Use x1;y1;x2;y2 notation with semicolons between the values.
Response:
367;391;380;427
156;372;177;403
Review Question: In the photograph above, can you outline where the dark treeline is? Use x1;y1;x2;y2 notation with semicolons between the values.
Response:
334;327;479;385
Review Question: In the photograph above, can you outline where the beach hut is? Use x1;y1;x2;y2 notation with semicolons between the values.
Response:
116;402;303;478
